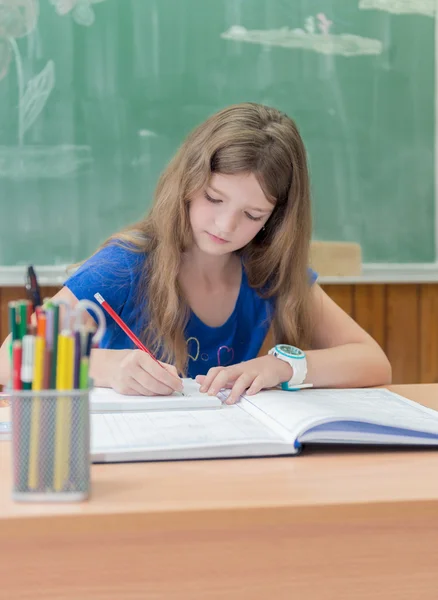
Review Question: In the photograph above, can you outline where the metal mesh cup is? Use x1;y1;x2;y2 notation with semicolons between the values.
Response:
10;390;90;502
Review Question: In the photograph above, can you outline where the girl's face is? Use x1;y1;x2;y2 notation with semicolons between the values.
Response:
189;173;274;256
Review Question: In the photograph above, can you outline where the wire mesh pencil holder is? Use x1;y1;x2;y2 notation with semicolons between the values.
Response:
10;389;90;502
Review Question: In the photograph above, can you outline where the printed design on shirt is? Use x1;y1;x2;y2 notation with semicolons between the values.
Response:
217;345;234;367
187;337;200;361
186;339;234;365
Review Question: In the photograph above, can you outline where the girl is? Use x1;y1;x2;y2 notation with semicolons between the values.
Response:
0;103;391;402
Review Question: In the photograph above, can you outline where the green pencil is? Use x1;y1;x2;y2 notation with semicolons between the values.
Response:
8;302;19;340
79;356;89;390
18;301;29;339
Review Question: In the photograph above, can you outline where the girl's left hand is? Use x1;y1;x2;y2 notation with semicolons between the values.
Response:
195;355;293;405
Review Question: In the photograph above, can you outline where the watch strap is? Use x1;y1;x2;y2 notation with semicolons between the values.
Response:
269;346;308;389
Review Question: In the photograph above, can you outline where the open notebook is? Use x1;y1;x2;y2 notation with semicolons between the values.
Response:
91;386;438;463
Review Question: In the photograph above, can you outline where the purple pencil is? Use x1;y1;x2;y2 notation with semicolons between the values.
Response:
73;330;81;389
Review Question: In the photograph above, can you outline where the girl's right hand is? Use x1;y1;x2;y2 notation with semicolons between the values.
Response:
108;349;183;396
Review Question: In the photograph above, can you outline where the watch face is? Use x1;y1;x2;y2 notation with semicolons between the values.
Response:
277;344;305;358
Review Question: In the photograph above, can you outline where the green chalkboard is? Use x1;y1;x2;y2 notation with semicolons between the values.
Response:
0;0;435;265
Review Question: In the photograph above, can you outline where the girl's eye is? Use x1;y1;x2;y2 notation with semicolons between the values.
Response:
204;192;222;204
204;191;263;221
245;212;263;222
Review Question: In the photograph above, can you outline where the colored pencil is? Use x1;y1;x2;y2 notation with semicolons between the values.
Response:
12;340;22;390
50;304;60;389
9;302;19;342
54;333;67;491
94;292;163;368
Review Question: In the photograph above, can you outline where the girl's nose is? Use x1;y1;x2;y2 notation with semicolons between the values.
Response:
216;210;239;234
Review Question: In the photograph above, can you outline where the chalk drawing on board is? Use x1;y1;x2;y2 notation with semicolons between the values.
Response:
0;0;95;178
49;0;108;27
138;129;158;138
131;129;158;168
302;14;334;36
221;25;383;57
0;145;92;179
358;0;435;17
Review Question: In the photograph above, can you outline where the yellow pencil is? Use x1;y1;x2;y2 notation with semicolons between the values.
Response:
28;336;45;490
32;336;45;391
61;334;74;485
53;333;67;491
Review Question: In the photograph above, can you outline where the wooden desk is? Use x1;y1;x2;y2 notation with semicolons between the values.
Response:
2;384;438;599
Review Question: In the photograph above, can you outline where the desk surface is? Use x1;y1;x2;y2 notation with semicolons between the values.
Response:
2;384;438;600
1;384;438;523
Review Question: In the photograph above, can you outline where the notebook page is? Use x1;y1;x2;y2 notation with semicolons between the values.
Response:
240;388;438;441
91;402;291;457
90;378;222;412
182;378;210;396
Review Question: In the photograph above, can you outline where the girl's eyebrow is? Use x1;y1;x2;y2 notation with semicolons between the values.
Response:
209;185;229;199
209;185;272;213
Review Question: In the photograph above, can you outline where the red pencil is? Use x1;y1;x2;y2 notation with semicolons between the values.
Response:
12;340;22;390
94;293;164;368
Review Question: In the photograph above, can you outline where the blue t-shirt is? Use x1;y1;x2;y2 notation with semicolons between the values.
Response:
65;244;317;378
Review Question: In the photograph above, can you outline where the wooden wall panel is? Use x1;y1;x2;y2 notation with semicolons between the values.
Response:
386;285;420;385
258;327;274;358
419;284;438;384
321;285;354;318
0;288;22;344
353;285;386;349
260;285;355;358
1;283;438;385
0;287;59;343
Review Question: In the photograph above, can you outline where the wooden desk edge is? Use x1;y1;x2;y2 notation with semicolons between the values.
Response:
3;497;438;540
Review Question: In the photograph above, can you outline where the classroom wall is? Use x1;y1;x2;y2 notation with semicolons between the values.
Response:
1;284;437;386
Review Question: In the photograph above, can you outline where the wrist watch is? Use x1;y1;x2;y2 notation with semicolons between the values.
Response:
268;344;308;391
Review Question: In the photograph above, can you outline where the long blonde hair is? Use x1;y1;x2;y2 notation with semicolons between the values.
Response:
102;103;312;374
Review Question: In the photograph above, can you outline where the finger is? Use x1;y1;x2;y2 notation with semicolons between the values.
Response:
226;373;254;404
199;367;223;393
197;374;235;391
246;375;265;396
207;368;240;396
128;377;155;396
160;362;184;391
137;352;183;391
132;363;176;396
118;386;139;396
160;362;180;378
130;353;175;396
118;377;154;396
202;364;244;393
